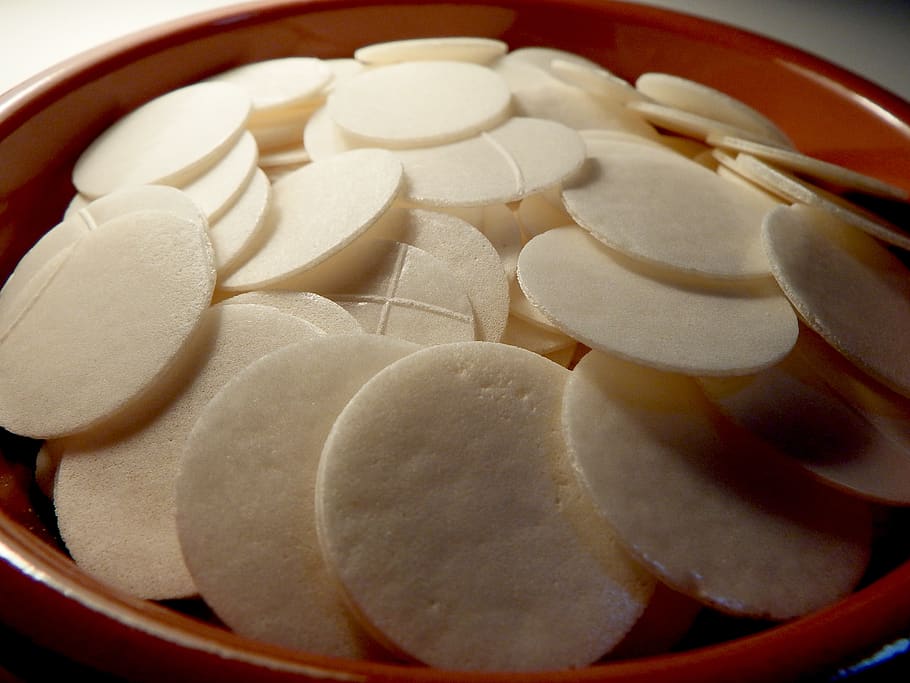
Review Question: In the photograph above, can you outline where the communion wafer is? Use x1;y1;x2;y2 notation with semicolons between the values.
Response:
707;134;908;200
699;329;910;505
517;226;798;375
326;60;511;147
763;204;910;397
396;116;586;207
370;207;508;341
208;168;271;274
52;303;322;600
321;240;476;346
550;59;647;105
505;46;604;74
511;79;660;139
561;138;776;279
179;131;258;222
208;57;332;115
627;100;786;147
219;148;402;290
177;334;417;656
563;349;873;619
72;82;251;198
316;341;655;670
635;72;793;148
71;184;206;229
0;217;86;320
0;210;215;439
717;151;910;250
222;290;362;336
354;37;507;65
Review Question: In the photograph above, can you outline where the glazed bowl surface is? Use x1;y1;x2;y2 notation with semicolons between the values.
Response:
2;1;910;681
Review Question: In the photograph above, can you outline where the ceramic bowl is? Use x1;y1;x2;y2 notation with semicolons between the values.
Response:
2;1;910;681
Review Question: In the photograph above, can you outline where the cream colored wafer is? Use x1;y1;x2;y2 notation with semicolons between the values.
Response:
219;148;402;290
370;207;508;341
397;116;585;207
561;139;776;279
707;134;907;200
0;210;215;438
563;349;872;619
635;72;793;148
322;240;476;346
176;334;417;655
72;82;251;198
326;60;511;147
52;303;322;600
517;226;798;375
627;100;788;148
512;79;660;139
699;328;910;505
208;168;271;274
317;341;654;670
222;290;362;336
718;151;910;250
550;59;646;105
354;37;507;65
763;204;910;397
208;57;332;115
180;131;258;222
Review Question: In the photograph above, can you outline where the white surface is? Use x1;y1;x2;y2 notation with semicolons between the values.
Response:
0;1;908;100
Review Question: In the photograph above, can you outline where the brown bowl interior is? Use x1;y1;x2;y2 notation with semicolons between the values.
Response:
2;1;910;681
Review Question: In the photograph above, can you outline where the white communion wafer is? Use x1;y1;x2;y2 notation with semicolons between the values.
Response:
550;59;647;105
177;334;418;656
302;105;360;162
52;303;322;600
508;273;563;334
0;210;215;439
490;52;563;92
517;226;798;375
397;116;586;207
500;314;575;355
0;244;76;344
354;37;507;65
66;184;206;232
698;328;910;505
219;148;402;290
316;341;655;670
472;203;523;277
320;239;476;346
257;145;310;170
719;152;910;250
208;168;271;274
796;327;910;481
561;139;776;279
763;204;910;397
370;207;508;341
511;79;660;139
707;134;908;200
505;46;604;74
563;349;873;619
326;60;511;147
222;290;362;335
0;216;87;319
635;72;793;148
626;100;787;147
208;57;332;115
72;81;251;198
179;131;258;222
516;191;573;240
